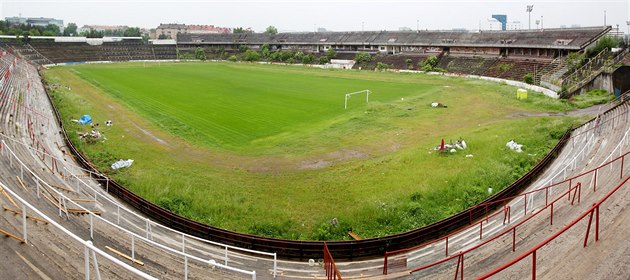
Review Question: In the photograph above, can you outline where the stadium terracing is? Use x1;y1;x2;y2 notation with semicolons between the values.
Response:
0;25;629;279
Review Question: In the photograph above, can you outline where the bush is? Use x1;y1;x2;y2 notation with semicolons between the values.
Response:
243;49;260;62
238;44;249;53
270;52;281;62
375;62;390;71
194;47;206;61
497;63;513;72
301;54;315;64
280;51;294;62
227;55;237;62
293;51;305;62
523;73;534;84
419;55;438;71
354;52;372;64
405;58;414;70
319;56;330;64
312;218;351;240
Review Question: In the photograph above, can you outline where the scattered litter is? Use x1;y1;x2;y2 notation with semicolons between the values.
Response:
72;114;92;125
111;159;134;170
434;138;468;153
465;154;474;158
506;140;523;153
431;102;448;108
105;120;113;126
460;140;467;149
78;129;102;143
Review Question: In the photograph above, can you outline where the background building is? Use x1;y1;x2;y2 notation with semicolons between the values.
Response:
78;25;129;34
152;23;231;39
5;16;64;32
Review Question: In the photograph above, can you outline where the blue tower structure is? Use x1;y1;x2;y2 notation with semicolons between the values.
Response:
492;14;507;31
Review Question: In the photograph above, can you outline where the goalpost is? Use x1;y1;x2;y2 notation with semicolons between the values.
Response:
344;90;371;109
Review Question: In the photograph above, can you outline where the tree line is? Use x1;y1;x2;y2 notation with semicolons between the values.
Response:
0;20;142;38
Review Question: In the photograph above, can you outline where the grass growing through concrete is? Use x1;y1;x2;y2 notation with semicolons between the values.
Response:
44;62;586;240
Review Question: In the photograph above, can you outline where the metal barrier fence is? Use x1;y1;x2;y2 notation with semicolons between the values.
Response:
383;99;630;274
407;149;627;278
1;140;258;279
385;150;627;277
323;243;343;280
0;131;278;278
477;175;630;279
0;181;158;280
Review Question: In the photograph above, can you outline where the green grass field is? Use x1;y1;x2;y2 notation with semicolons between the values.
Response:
44;62;586;240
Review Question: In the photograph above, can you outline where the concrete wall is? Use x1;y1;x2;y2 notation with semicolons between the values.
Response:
576;71;614;95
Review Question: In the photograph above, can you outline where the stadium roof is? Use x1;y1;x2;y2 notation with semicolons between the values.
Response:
178;26;611;50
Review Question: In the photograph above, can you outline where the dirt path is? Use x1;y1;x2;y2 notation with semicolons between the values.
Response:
510;103;615;118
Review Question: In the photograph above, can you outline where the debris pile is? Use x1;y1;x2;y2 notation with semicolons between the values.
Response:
434;138;468;153
111;159;134;170
431;102;448;108
506;140;523;153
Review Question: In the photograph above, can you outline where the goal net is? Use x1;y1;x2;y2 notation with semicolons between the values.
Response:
344;90;371;109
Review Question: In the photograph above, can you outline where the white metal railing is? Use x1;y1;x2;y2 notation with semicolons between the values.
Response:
1;140;258;280
64;168;277;277
0;181;158;280
0;131;278;278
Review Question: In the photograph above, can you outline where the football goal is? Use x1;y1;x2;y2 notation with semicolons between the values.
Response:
344;90;371;109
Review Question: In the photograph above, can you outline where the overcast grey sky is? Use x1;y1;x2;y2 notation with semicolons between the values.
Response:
1;0;628;32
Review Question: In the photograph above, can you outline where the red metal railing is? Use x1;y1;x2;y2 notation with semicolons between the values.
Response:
477;175;630;279
324;242;343;280
384;150;628;275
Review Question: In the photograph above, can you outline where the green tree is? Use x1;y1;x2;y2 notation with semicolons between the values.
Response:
585;36;620;58
195;47;207;60
354;52;371;64
123;27;141;37
233;27;253;34
29;29;40;36
44;24;61;35
42;30;55;36
64;23;78;36
82;28;104;38
158;34;168;39
265;25;278;35
21;31;30;43
326;48;336;60
260;43;271;59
